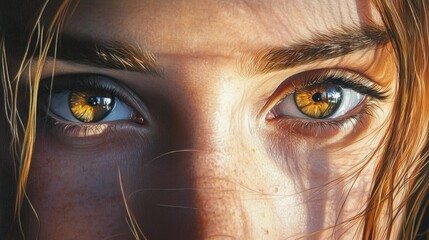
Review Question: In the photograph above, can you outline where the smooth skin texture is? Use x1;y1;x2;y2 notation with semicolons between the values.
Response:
5;0;399;239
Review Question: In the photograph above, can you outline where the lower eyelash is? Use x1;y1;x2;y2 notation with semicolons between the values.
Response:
58;122;110;137
268;100;377;138
41;113;113;138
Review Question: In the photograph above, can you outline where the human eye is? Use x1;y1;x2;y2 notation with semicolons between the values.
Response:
39;74;145;137
266;69;387;135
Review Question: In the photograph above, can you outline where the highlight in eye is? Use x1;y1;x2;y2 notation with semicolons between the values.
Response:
69;91;115;122
294;84;342;119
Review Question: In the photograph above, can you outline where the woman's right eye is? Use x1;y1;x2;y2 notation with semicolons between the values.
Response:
49;90;134;123
42;74;144;124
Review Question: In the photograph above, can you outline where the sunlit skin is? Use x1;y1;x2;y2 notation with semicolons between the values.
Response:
1;0;400;239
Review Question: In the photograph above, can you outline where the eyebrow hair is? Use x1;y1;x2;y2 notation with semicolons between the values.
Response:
51;35;159;74
247;25;388;75
50;26;387;76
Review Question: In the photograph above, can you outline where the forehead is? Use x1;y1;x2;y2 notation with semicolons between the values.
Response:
63;0;381;55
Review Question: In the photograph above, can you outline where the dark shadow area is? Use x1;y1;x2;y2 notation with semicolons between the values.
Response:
0;91;16;239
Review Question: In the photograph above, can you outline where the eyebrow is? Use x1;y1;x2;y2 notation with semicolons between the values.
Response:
246;25;388;75
50;25;387;76
51;35;159;74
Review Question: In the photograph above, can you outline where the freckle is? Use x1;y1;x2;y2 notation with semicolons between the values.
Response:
264;229;269;235
274;187;279;193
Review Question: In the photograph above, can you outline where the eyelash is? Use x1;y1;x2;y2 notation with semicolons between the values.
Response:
38;75;144;137
45;117;112;137
272;104;376;137
271;69;386;102
41;76;124;100
265;69;387;136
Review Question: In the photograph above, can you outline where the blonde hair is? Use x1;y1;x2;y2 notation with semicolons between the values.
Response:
362;1;429;239
1;0;428;239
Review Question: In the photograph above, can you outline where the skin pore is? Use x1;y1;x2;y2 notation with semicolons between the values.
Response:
3;0;401;239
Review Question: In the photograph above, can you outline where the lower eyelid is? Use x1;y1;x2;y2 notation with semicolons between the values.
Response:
42;113;144;138
266;97;375;138
286;95;367;121
61;123;111;137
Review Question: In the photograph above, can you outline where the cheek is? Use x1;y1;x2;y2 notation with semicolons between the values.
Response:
27;130;310;239
25;134;139;239
25;116;381;239
253;127;381;238
26;129;203;239
186;142;376;239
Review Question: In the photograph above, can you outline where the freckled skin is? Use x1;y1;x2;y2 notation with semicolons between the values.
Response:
1;0;399;239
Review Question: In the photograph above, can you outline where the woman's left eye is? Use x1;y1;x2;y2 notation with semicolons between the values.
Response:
270;82;364;120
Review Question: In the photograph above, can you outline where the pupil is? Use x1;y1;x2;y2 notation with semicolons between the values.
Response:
87;96;99;106
312;92;323;102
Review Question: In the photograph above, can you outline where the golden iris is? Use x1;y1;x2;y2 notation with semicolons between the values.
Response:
69;91;114;123
294;84;342;119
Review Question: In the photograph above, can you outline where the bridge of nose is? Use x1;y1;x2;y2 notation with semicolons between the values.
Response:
155;57;241;236
148;55;300;238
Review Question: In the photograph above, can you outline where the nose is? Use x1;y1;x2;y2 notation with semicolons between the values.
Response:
138;57;293;239
185;111;285;239
168;77;273;239
175;82;249;238
126;57;258;239
190;148;250;239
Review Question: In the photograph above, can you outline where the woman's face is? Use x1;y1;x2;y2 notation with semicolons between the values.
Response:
9;0;398;239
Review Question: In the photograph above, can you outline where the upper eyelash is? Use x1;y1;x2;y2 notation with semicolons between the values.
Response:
295;69;388;100
39;74;138;112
